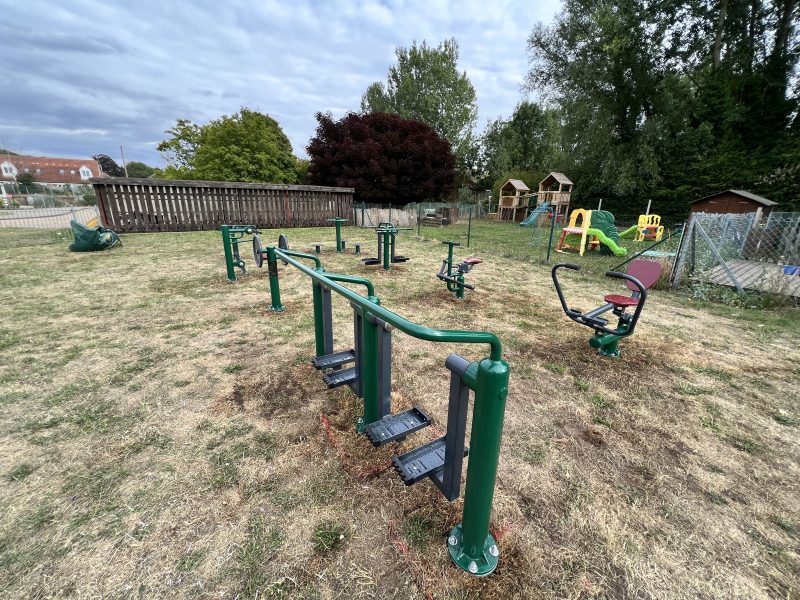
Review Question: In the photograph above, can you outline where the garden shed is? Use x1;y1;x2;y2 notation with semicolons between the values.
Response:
690;190;776;218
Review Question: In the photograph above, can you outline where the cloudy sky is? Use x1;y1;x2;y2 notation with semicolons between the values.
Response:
1;0;562;166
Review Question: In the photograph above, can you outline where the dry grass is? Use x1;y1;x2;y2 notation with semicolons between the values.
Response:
0;225;798;599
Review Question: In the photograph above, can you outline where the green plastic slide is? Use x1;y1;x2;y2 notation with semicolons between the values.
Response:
586;227;627;256
619;225;638;239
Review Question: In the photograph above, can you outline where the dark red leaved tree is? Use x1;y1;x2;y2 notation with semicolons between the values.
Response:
306;112;455;205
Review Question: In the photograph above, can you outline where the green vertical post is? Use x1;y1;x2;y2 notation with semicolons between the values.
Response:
361;203;365;227
358;310;380;430
467;206;473;248
221;225;236;281
456;274;465;299
446;241;455;278
335;220;343;252
312;282;326;356
545;208;557;263
382;231;391;270
266;246;284;312
448;357;510;576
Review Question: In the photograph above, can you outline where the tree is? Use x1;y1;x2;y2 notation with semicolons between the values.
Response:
360;39;478;169
306;112;456;205
15;172;35;187
479;101;562;187
93;154;125;177
157;108;300;183
125;161;156;178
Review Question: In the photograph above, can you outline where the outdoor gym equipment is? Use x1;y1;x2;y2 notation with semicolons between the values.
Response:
252;232;289;268
327;217;351;252
437;241;482;299
221;224;260;281
363;222;411;270
551;259;662;357
263;244;509;576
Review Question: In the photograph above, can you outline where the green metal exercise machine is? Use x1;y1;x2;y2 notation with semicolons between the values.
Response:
551;259;662;357
362;222;411;270
220;224;260;281
264;242;510;576
437;240;482;299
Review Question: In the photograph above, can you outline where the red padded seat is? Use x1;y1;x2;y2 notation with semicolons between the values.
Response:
604;294;639;307
464;257;482;265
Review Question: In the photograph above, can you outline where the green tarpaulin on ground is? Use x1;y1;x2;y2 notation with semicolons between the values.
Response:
68;220;122;252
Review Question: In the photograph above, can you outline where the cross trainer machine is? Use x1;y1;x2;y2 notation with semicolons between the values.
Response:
363;222;411;270
263;243;509;576
437;241;482;299
220;224;260;281
551;259;662;357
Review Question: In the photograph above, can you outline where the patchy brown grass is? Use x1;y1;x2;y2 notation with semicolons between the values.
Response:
0;226;798;599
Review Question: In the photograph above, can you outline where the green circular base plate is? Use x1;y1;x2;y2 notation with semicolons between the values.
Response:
447;524;498;577
269;306;285;312
355;416;365;433
598;347;620;358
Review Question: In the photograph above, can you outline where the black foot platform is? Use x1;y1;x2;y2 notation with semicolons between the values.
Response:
362;257;381;266
363;407;431;447
392;256;410;263
392;437;469;485
312;350;355;370
322;367;357;389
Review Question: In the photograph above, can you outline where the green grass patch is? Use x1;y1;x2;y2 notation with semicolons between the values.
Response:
590;394;612;409
401;513;439;548
724;433;762;456
176;548;207;572
223;364;244;374
311;520;347;553
6;463;37;482
545;363;566;374
574;378;590;391
235;514;285;596
772;412;798;426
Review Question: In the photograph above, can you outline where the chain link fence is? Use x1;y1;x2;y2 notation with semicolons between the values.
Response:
671;211;800;299
352;201;684;281
0;206;101;249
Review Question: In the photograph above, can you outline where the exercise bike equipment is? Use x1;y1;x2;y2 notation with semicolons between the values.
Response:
551;259;661;357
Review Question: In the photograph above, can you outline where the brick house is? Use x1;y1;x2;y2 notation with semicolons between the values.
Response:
0;154;104;188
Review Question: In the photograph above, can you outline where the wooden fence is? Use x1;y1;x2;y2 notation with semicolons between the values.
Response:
90;178;354;233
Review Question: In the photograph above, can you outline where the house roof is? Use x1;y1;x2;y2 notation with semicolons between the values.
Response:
692;189;777;207
501;179;530;191
0;154;103;184
539;172;573;186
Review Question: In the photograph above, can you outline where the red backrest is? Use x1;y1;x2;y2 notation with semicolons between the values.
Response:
625;259;662;291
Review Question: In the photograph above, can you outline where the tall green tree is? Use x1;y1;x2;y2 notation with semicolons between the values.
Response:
157;108;300;183
125;161;156;178
361;38;478;169
525;0;799;219
479;101;562;187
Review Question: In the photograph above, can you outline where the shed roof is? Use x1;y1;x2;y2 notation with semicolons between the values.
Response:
539;172;573;186
691;189;777;207
501;179;530;191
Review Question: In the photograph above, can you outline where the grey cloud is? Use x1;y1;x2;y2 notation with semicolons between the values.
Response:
1;0;561;163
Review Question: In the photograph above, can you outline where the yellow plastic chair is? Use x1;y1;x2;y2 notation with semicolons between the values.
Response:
635;214;664;242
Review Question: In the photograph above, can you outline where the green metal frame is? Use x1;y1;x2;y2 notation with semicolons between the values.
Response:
441;240;468;299
266;246;510;576
220;224;259;281
326;217;350;252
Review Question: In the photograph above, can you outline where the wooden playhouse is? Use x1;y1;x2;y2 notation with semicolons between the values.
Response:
537;172;573;223
497;179;532;221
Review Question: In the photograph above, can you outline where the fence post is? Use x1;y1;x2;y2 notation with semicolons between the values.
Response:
467;206;473;248
545;208;557;263
417;204;421;237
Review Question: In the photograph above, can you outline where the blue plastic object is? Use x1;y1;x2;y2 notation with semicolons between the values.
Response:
520;202;551;226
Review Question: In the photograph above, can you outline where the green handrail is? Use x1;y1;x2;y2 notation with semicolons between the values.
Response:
324;273;376;299
274;248;502;360
280;248;323;270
